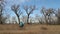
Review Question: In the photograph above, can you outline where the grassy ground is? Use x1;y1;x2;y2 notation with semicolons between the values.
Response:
0;24;60;34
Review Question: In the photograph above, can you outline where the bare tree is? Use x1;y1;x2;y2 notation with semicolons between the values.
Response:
46;8;54;24
11;4;22;24
4;14;11;24
54;8;60;24
41;7;48;24
41;7;54;24
0;0;6;24
24;5;36;24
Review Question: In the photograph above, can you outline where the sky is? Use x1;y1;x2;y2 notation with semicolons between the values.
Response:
4;0;60;17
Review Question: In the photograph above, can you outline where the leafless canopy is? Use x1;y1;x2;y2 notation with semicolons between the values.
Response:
24;5;36;24
11;4;22;24
11;4;22;16
24;5;36;15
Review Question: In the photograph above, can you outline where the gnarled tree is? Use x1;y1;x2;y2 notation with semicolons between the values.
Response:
11;4;22;24
24;5;36;24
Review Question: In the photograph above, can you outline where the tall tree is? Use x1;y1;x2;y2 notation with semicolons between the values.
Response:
46;8;54;24
11;4;22;24
41;7;54;24
24;5;36;24
0;0;6;24
41;7;48;24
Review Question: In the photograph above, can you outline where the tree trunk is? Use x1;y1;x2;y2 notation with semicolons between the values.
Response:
48;14;51;24
44;15;48;24
0;16;3;24
27;15;29;24
57;17;60;25
18;16;20;24
15;13;20;24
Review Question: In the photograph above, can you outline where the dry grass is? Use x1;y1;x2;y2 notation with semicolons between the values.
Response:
0;24;60;34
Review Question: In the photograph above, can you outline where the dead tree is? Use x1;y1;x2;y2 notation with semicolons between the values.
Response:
11;4;22;24
23;5;36;24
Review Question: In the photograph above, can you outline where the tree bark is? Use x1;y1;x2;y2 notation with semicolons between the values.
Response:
44;15;48;24
27;15;29;24
16;14;20;24
0;16;3;24
17;16;20;24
